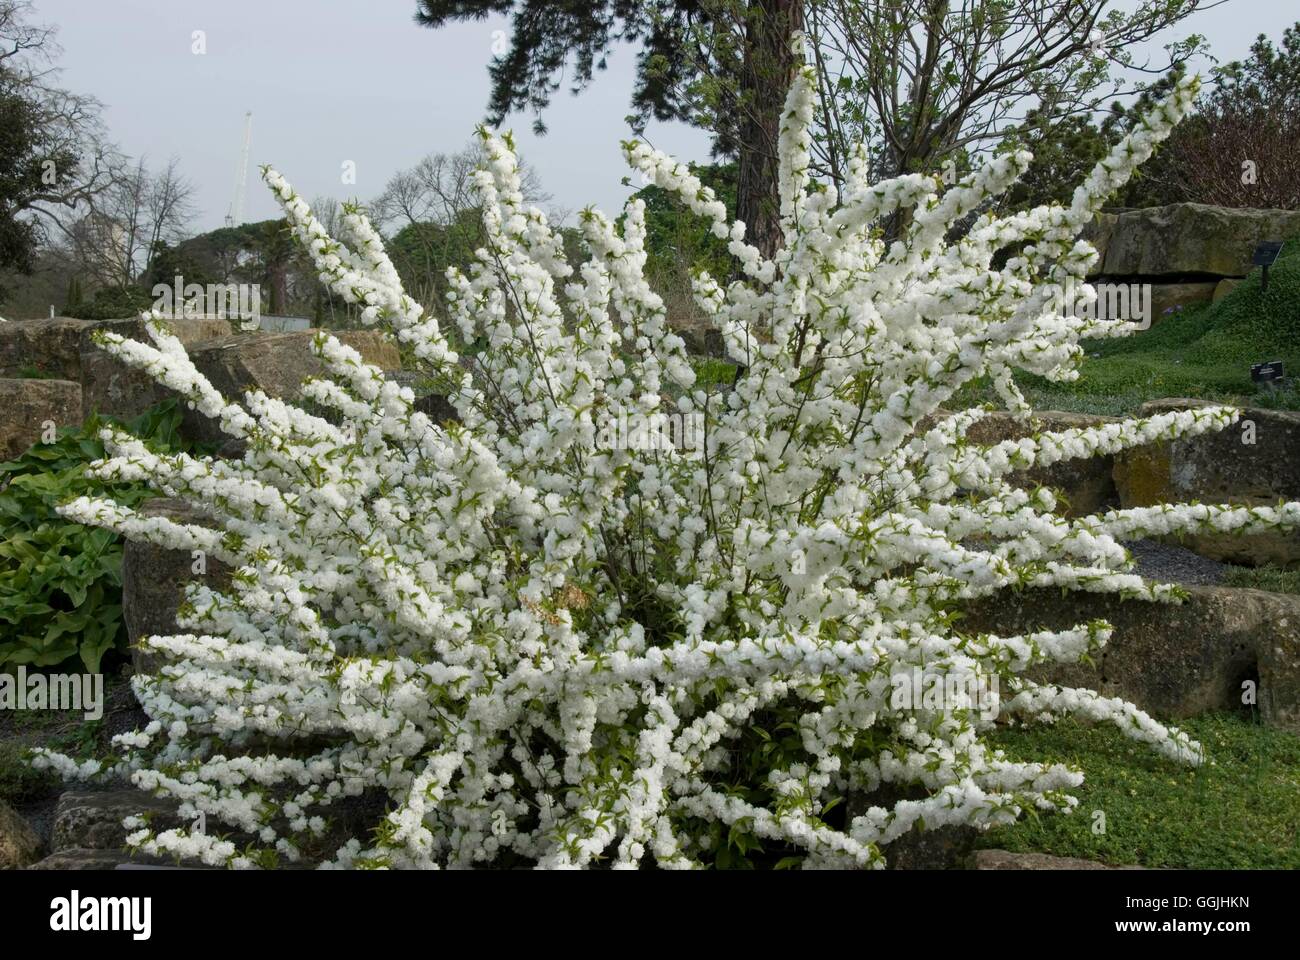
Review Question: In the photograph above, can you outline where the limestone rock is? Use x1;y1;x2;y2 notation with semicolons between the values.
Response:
884;825;977;870
0;378;83;461
27;848;202;870
1114;399;1300;566
1097;203;1300;279
0;317;92;380
1149;282;1217;323
78;317;232;420
121;498;232;675
951;409;1120;517
1080;211;1120;277
843;781;977;869
674;322;726;359
1213;278;1241;302
970;850;1145;870
384;370;458;423
51;790;185;852
964;585;1300;732
181;330;401;444
0;799;42;869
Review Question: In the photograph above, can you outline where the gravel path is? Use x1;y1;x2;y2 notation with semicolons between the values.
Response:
1123;538;1228;586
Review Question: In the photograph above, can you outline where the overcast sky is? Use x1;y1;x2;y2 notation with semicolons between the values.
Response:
30;0;1293;234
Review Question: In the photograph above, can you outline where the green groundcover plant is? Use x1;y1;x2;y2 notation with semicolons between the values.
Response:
31;47;1300;869
0;399;196;671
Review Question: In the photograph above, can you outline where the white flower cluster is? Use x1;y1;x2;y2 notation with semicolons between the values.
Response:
32;53;1300;870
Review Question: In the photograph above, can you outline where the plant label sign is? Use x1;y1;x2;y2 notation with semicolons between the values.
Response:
1250;360;1285;383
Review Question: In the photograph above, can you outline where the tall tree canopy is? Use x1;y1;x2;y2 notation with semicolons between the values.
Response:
413;0;803;257
0;0;112;298
415;1;1223;253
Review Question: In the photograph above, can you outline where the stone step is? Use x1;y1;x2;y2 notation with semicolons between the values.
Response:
27;848;210;870
959;409;1121;517
40;785;379;869
0;317;96;381
933;401;1300;567
52;789;189;853
120;499;233;675
1115;399;1300;567
0;316;229;387
79;317;232;420
970;849;1146;870
965;584;1300;733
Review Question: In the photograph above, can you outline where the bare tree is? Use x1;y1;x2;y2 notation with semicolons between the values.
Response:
58;157;196;288
0;1;117;238
370;142;551;305
804;0;1225;193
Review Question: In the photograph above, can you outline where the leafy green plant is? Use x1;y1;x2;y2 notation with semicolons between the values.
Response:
0;399;199;671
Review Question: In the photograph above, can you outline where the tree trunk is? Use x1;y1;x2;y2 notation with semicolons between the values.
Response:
736;0;804;259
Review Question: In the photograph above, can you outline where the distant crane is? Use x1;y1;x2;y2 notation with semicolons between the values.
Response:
225;111;253;228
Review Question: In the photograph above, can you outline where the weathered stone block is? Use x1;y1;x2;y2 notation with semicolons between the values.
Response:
964;585;1300;733
384;370;458;423
27;847;209;869
180;330;402;444
121;499;232;675
0;317;92;380
1114;399;1300;567
1096;203;1300;279
28;848;139;870
51;790;185;853
0;378;83;461
954;410;1121;517
1213;278;1240;302
78;317;232;420
1079;211;1120;277
969;850;1145;870
1149;281;1217;322
0;799;42;869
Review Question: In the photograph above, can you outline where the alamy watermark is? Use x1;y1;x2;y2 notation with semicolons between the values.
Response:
50;890;151;940
0;667;103;721
152;276;261;331
890;667;999;721
595;409;705;453
1047;282;1153;329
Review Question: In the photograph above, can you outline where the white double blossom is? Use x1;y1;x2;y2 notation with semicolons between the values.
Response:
33;55;1300;870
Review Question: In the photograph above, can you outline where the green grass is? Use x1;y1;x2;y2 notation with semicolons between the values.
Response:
690;356;738;390
954;238;1300;416
979;712;1300;868
1222;565;1300;595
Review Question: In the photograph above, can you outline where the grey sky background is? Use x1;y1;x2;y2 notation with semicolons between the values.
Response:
30;0;1298;234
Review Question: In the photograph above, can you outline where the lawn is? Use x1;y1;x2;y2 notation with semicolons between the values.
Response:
956;238;1300;416
979;712;1300;869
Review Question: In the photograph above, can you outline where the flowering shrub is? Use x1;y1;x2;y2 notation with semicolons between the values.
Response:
33;56;1300;869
